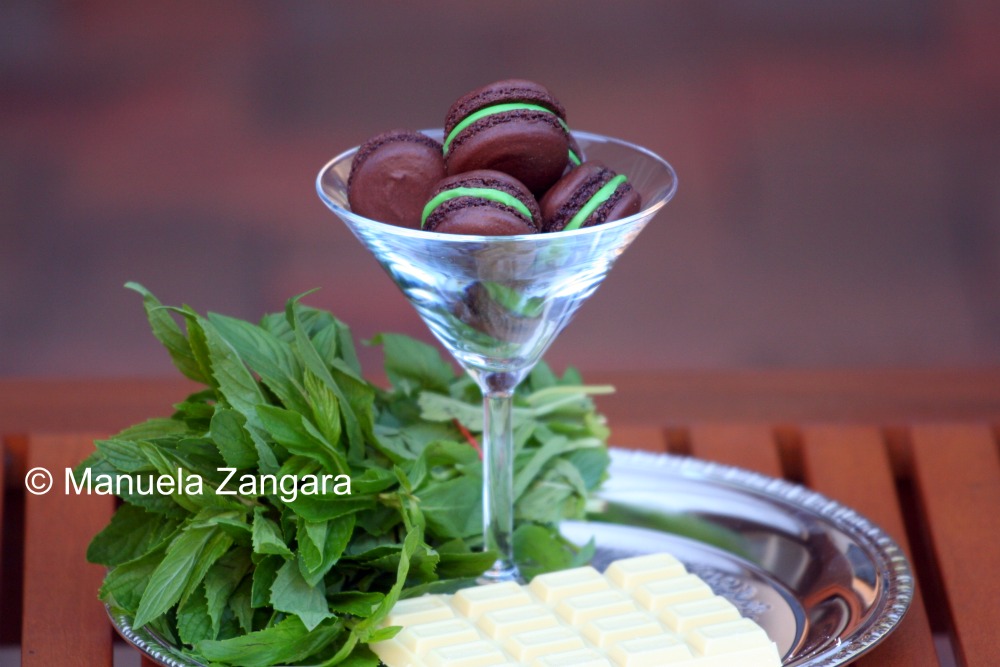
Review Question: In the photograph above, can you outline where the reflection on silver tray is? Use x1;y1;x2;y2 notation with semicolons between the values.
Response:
109;449;912;667
566;449;913;666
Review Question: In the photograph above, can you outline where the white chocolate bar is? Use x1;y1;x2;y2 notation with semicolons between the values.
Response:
370;553;782;667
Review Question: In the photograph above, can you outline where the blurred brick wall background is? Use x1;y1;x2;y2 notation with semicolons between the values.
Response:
1;1;998;376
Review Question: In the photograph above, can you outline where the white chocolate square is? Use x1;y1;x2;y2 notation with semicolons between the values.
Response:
371;641;419;667
605;553;687;591
453;581;534;620
634;573;715;611
531;647;613;666
528;566;609;604
478;603;561;639
687;618;775;655
609;633;695;666
504;626;587;662
397;617;481;654
555;589;637;625
582;610;662;649
659;596;741;633
385;594;456;627
425;639;512;666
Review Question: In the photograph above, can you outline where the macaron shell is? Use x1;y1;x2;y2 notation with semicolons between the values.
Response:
540;163;602;218
552;183;641;232
600;186;642;224
540;161;642;232
348;132;445;228
446;116;569;196
445;79;566;133
424;169;542;229
427;203;538;236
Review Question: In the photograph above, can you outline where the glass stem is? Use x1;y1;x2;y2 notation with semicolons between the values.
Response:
478;372;522;583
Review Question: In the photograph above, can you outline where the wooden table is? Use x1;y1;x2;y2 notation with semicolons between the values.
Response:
3;372;1000;666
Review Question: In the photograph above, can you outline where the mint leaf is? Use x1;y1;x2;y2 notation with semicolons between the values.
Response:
527;360;559;390
565;446;611;490
513;435;572;500
133;523;233;628
298;517;329;575
198;318;267;417
196;616;342;667
177;584;213;645
418;474;482;539
203;547;252;637
356;524;421;639
287;295;366;463
87;504;179;566
115;417;191;440
303;370;342;446
250;554;282;609
209;312;310;415
125;282;206;383
371;333;455;395
251;507;293;558
416;391;485;429
326;591;384;618
99;543;167;611
256;404;348;475
270;560;331;631
93;438;155;473
286;493;375;523
210;408;259;470
436;549;497;580
229;577;254;634
513;523;581;581
298;513;353;587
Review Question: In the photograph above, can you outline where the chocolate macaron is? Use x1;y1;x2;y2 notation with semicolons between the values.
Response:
443;79;576;197
540;161;642;232
421;170;540;236
348;129;446;228
454;280;544;344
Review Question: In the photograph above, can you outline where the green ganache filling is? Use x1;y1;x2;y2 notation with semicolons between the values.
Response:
563;174;628;231
444;102;572;155
421;186;534;228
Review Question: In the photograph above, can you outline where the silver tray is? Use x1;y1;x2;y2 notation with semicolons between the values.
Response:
110;449;912;666
565;449;913;666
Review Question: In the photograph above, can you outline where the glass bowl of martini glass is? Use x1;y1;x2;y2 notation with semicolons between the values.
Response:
317;130;677;583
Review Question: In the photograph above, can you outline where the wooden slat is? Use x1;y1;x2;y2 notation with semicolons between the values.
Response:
5;371;1000;435
0;435;6;630
1;434;26;646
0;378;197;435
4;430;28;481
688;423;784;478
800;425;938;666
910;424;1000;666
0;435;6;584
587;370;1000;424
610;425;668;453
22;434;114;667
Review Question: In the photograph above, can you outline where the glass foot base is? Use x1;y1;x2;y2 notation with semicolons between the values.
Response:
476;560;523;585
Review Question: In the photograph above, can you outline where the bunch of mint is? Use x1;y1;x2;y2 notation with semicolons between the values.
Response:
80;283;612;666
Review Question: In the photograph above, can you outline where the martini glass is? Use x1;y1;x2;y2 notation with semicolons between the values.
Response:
317;130;677;583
